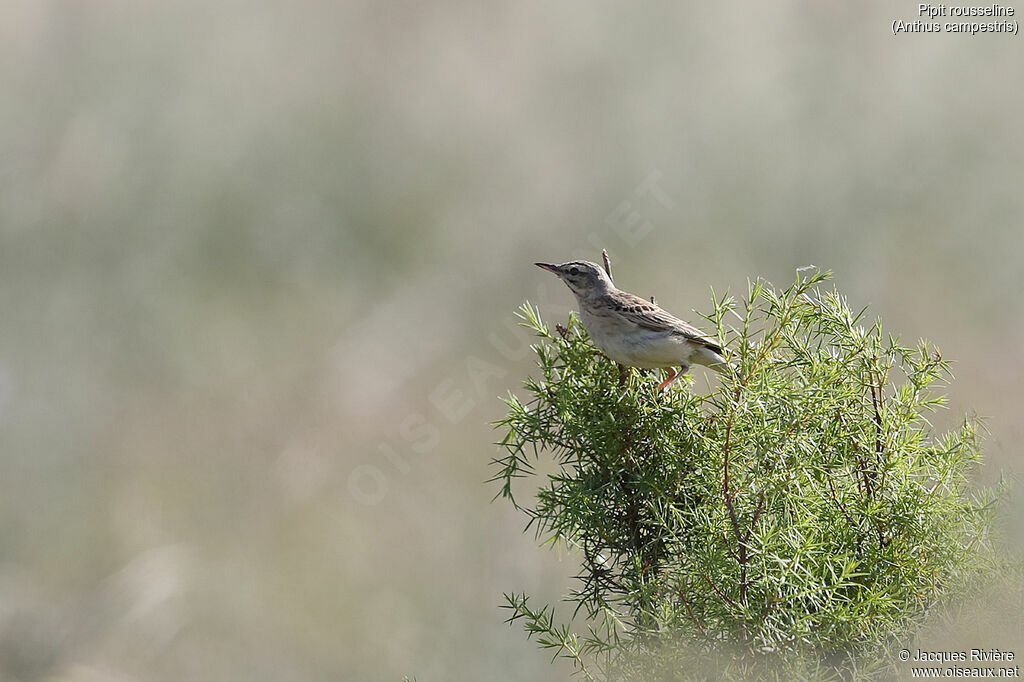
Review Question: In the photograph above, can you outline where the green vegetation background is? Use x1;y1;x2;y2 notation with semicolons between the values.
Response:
1;3;1021;681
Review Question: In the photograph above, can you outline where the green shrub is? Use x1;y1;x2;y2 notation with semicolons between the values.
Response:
492;270;999;681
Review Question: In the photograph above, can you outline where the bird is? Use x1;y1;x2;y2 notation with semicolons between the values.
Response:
535;260;727;392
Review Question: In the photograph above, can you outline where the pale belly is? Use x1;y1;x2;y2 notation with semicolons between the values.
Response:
587;325;692;369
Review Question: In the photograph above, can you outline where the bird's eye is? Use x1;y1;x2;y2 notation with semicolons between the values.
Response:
569;267;580;276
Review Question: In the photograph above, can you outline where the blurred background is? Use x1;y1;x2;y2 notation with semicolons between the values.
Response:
1;1;1022;680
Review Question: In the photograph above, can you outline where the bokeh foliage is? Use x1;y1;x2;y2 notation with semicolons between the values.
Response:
493;271;999;680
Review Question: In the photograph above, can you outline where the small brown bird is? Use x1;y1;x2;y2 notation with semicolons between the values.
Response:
536;260;727;392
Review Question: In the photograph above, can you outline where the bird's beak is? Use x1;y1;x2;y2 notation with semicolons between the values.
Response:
535;262;559;273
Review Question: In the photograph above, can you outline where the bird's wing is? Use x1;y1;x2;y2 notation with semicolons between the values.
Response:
608;291;724;354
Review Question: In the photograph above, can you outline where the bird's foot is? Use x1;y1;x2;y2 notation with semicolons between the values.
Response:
655;367;682;394
654;366;689;396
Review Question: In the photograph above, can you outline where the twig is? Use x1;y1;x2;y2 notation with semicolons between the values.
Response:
749;491;766;531
871;369;887;493
706;576;737;609
870;375;883;468
722;382;754;606
678;590;707;636
824;471;861;561
867;370;890;547
602;249;613;282
825;472;855;527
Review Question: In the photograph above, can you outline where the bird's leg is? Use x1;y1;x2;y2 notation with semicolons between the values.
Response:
617;363;630;388
655;367;680;393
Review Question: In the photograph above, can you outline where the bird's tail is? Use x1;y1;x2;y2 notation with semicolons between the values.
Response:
694;345;729;372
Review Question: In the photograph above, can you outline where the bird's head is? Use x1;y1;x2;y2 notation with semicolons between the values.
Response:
535;260;612;297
